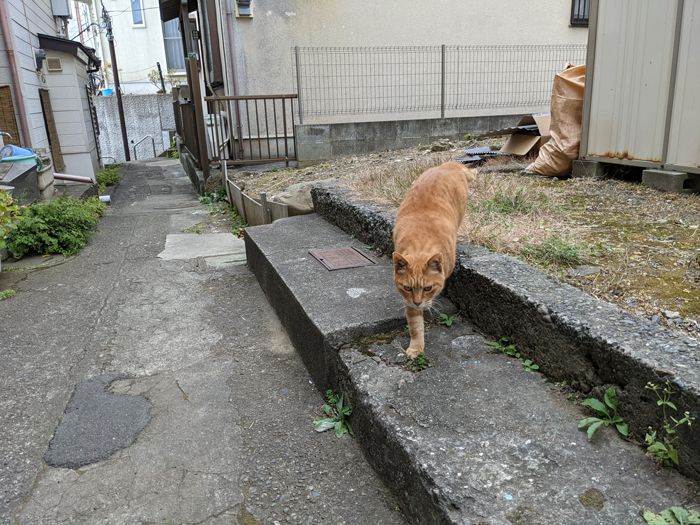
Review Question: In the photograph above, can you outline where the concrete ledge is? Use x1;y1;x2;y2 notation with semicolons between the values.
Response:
643;169;700;194
311;183;700;481
245;210;692;524
572;159;604;178
296;114;522;166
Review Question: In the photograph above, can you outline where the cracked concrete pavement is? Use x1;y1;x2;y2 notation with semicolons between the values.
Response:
0;159;406;524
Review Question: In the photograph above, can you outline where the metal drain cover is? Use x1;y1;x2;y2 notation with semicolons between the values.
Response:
309;246;376;271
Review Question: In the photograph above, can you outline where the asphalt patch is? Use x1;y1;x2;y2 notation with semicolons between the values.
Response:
44;375;151;469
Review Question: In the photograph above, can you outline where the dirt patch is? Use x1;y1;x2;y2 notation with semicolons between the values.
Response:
225;139;700;340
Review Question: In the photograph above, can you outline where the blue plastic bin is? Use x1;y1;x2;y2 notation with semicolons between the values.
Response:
0;145;33;158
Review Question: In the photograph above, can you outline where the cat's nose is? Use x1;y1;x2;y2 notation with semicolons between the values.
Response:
413;300;421;307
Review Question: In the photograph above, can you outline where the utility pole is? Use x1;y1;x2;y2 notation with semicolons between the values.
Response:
103;8;130;161
156;62;166;93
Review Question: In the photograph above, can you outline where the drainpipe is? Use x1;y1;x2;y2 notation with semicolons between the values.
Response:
225;0;244;158
0;0;32;149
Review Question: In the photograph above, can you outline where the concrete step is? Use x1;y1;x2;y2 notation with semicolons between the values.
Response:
245;214;693;525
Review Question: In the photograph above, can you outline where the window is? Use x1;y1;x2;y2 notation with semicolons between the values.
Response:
163;19;186;70
131;0;144;26
570;0;590;27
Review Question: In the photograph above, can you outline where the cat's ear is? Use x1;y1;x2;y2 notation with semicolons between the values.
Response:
393;252;409;273
427;253;443;274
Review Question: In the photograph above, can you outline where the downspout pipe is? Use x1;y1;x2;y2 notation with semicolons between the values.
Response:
0;0;32;149
225;0;244;158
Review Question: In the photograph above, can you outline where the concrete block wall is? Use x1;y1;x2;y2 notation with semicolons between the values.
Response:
295;114;522;166
95;94;177;163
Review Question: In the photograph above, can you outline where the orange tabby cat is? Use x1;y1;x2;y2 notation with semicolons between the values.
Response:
392;161;476;359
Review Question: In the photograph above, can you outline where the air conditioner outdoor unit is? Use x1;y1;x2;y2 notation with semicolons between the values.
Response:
51;0;70;17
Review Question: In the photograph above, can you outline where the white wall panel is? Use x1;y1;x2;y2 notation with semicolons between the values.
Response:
666;0;700;169
586;0;677;162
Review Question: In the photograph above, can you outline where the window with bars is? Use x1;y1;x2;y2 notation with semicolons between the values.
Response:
571;0;590;27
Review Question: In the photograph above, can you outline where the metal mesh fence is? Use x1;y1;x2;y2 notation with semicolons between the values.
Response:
291;45;587;121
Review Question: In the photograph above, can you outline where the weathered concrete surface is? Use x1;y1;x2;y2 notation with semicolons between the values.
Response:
341;326;690;524
0;159;406;524
642;169;700;194
243;211;693;524
44;375;151;469
157;232;245;260
311;183;700;482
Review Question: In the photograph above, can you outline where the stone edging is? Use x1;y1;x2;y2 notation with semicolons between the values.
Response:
311;182;700;481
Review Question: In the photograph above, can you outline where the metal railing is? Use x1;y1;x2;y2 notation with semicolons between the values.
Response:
204;94;298;166
132;135;156;160
291;44;587;121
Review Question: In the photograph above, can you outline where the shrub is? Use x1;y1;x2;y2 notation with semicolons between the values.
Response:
0;189;22;250
96;165;121;195
6;196;106;258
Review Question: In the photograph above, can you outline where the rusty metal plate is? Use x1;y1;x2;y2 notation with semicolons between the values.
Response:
309;246;376;271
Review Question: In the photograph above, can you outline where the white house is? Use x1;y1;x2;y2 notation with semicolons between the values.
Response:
0;0;101;195
68;0;188;94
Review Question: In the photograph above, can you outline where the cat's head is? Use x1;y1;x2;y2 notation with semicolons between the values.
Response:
392;252;444;310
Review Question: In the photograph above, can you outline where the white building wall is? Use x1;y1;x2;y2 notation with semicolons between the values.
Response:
230;0;589;98
7;0;55;150
107;0;185;94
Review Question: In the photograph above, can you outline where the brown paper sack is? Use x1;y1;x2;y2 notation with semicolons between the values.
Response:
527;63;586;177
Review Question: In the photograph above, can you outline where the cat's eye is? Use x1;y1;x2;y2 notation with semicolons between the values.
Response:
404;286;412;291
424;286;432;291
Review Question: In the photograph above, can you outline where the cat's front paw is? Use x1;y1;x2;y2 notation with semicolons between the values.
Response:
406;346;424;360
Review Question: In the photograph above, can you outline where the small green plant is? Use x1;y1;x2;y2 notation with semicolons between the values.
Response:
199;188;227;205
406;352;432;372
567;392;581;405
643;507;700;525
464;133;474;140
520;235;583;268
0;189;22;250
578;386;628;440
475;188;534;217
95;165;121;195
644;382;694;466
313;390;354;438
6;196;106;258
272;166;278;172
485;337;520;359
365;243;375;251
437;313;457;326
522;359;539;372
0;289;16;300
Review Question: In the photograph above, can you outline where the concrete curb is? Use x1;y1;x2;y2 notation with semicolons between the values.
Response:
311;183;700;481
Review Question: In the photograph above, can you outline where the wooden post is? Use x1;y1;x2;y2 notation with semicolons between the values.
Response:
187;56;210;180
260;192;270;224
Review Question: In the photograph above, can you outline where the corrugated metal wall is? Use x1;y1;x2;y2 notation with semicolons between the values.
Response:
666;0;700;170
586;0;676;163
584;0;700;173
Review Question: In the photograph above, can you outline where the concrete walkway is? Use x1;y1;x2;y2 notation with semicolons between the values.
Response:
0;159;406;524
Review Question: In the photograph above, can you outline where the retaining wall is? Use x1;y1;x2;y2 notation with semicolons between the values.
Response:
95;94;176;163
295;114;523;166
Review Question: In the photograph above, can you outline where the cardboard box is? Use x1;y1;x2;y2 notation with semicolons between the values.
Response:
476;113;551;155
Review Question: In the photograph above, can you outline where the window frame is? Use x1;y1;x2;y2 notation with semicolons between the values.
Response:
162;18;186;72
570;0;590;27
131;0;145;27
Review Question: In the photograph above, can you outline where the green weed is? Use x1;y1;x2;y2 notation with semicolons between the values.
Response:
578;386;628;440
199;188;227;205
485;337;520;359
474;188;535;217
643;507;700;524
0;189;22;250
313;390;354;439
522;359;539;372
520;236;583;267
0;289;16;300
95;165;121;195
6;196;106;258
406;352;432;372
645;382;694;466
437;313;457;326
